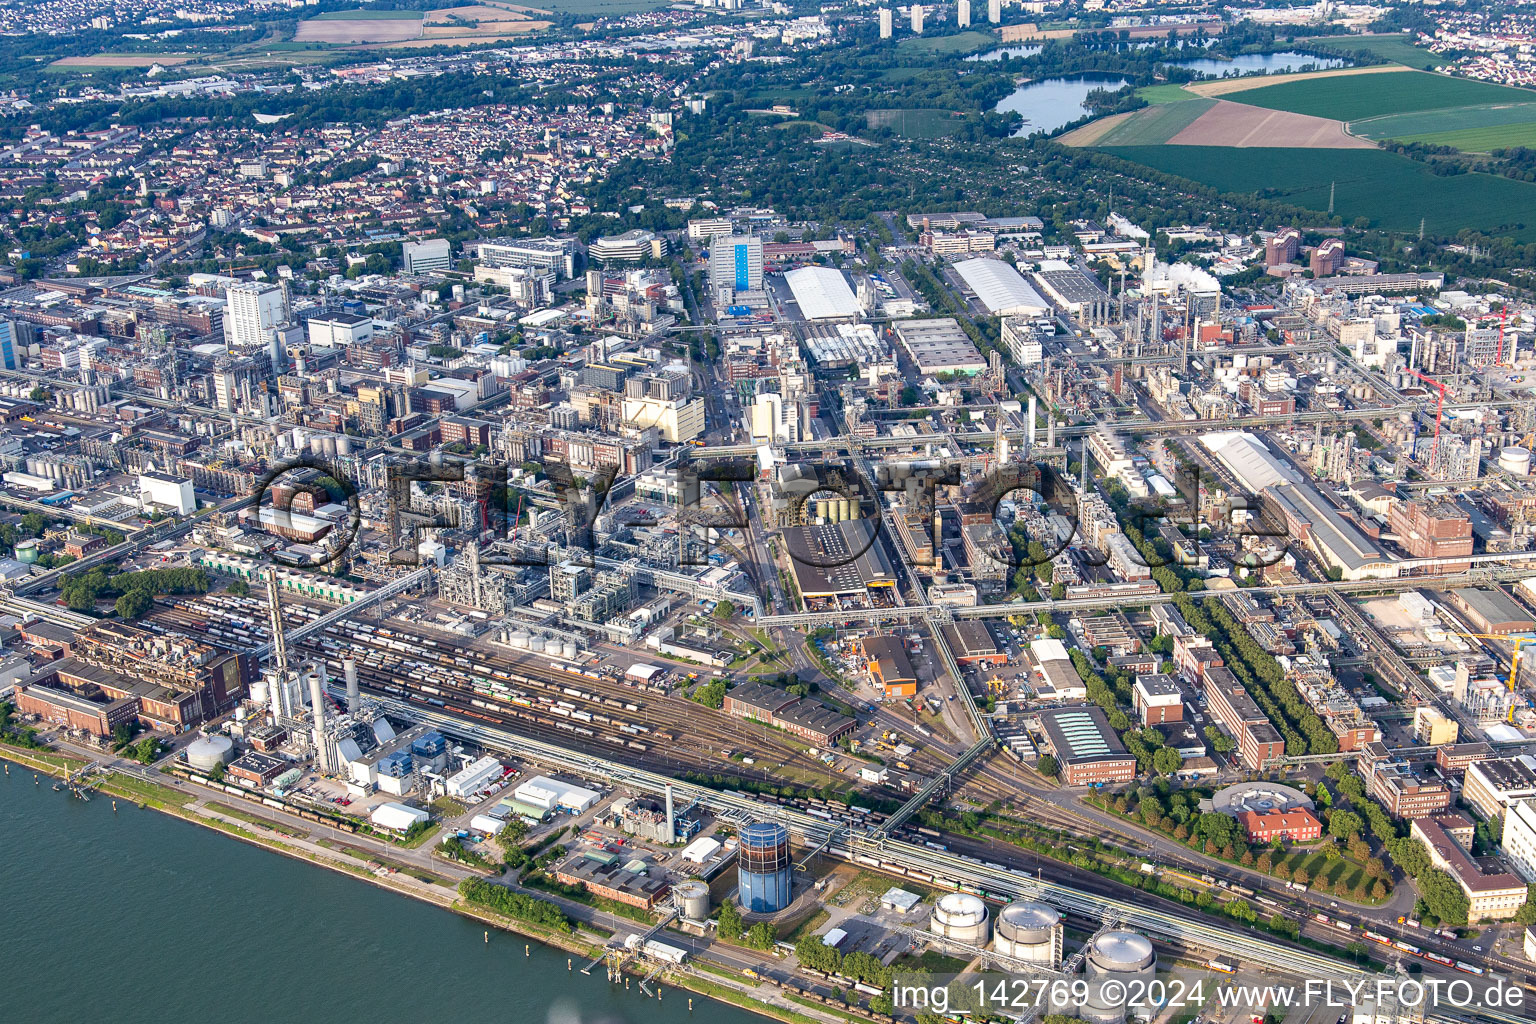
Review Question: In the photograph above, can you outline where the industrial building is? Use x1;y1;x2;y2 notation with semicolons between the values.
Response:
893;318;987;376
706;234;765;308
944;620;1006;666
1504;799;1536;883
12;681;138;738
952;258;1051;317
1035;706;1137;786
992;902;1062;966
1448;587;1536;635
138;473;196;516
556;852;672;909
737;822;792;913
783;266;860;320
513;775;600;814
782;520;899;603
861;634;917;697
1132;676;1183;726
1463;755;1536;819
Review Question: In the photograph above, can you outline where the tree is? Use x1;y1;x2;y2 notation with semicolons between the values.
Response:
1151;747;1182;776
717;900;744;941
745;921;776;950
227;579;250;597
712;599;735;620
1328;810;1363;841
1514;885;1536;926
1036;754;1059;778
1418;869;1469;926
115;589;154;620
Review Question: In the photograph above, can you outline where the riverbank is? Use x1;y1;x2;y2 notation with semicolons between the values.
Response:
0;742;867;1024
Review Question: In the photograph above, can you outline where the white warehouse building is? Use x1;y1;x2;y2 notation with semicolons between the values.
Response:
784;266;861;320
138;473;195;515
513;775;599;813
445;756;504;799
953;257;1051;317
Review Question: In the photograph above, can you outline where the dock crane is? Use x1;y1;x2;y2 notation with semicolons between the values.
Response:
1408;369;1448;471
1450;631;1531;723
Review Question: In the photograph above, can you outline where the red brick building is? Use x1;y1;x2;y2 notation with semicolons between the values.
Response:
1388;499;1473;569
1239;808;1322;844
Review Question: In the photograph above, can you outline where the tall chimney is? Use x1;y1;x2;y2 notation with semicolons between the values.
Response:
665;785;675;843
308;667;330;773
344;658;359;712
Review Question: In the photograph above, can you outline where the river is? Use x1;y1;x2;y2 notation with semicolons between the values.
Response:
0;769;762;1024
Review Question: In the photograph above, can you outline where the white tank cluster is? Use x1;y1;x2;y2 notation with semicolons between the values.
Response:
505;631;580;660
1079;930;1156;1024
991;902;1063;966
930;892;990;946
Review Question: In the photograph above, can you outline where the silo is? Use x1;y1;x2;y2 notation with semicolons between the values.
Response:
840;498;855;521
1499;446;1532;476
309;436;324;456
992;902;1062;966
737;822;792;913
816;498;832;523
186;734;234;772
337;435;352;456
321;435;337;458
931;892;990;946
1080;930;1156;1024
675;879;710;922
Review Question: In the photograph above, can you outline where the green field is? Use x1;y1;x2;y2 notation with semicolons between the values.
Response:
1137;84;1200;105
1101;144;1536;240
865;107;967;138
1094;98;1214;145
896;30;997;55
309;8;424;18
1308;33;1442;70
1232;69;1536;123
1352;101;1536;150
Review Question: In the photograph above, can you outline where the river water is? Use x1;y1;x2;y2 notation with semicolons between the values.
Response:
0;769;760;1024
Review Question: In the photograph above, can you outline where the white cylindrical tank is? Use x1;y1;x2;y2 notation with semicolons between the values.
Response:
992;902;1062;966
561;640;577;660
509;631;531;649
250;679;268;705
1080;930;1156;1024
309;436;324;455
337;435;352;456
931;892;990;946
1499;446;1532;476
529;635;547;653
321;435;337;457
186;734;234;771
674;879;710;921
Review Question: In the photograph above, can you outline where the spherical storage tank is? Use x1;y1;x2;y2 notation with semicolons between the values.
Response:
737;822;792;913
931;892;990;946
186;734;235;772
993;902;1062;966
1500;446;1532;477
1080;930;1156;1024
674;879;710;921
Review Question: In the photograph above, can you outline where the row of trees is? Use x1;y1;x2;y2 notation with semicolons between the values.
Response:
60;566;210;617
456;877;573;934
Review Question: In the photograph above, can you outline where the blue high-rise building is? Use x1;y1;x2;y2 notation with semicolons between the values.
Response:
0;319;17;371
737;821;792;913
707;235;764;307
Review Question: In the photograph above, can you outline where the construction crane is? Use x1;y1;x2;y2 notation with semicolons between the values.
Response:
1450;631;1531;723
1408;369;1448;470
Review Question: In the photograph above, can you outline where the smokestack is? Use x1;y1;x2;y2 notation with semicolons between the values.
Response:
308;667;329;773
1027;394;1037;450
344;658;359;712
665;785;675;842
1046;415;1056;449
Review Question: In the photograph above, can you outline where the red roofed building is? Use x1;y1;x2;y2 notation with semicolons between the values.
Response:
1239;808;1322;844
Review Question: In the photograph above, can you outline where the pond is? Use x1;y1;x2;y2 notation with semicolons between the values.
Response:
1170;50;1346;78
965;45;1041;62
993;74;1129;137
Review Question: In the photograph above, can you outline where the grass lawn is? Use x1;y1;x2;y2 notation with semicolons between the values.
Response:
780;907;830;943
310;8;424;18
98;772;194;809
1101;144;1536;240
897;30;997;55
1280;847;1371;894
1137;83;1200;104
1352;101;1536;150
1308;33;1442;70
1094;98;1214;145
1233;69;1536;122
892;950;970;973
207;801;308;837
864;108;968;138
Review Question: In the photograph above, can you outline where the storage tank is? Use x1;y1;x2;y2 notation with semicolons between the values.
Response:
561;640;578;660
737;822;792;913
337;435;352;456
1080;930;1156;1024
674;879;710;921
321;435;337;458
1499;446;1532;476
840;498;855;521
15;539;38;564
509;631;531;649
529;635;547;653
993;902;1062;966
815;498;832;523
186;734;235;772
931;892;990;946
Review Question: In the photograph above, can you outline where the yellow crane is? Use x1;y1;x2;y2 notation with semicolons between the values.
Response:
1450;631;1531;722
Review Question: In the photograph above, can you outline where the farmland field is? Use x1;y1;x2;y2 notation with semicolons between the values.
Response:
1307;33;1442;70
1231;69;1536;122
1091;98;1215;145
52;53;196;67
1100;145;1536;240
295;17;425;42
1352;101;1536;151
1137;84;1200;105
865;108;967;138
308;8;424;18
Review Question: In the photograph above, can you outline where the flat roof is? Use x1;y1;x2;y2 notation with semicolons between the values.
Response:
784;266;860;320
893;318;986;374
783;519;897;597
1038;705;1131;766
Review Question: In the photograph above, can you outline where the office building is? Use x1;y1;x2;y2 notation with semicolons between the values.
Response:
1463;755;1536;819
1036;706;1137;785
307;312;373;349
588;230;667;265
1411;813;1530;921
223;282;288;349
988;0;1000;22
1204;666;1285;769
402;237;452;275
476;236;579;279
686;217;733;242
1505;799;1536;882
706;234;765;307
1265;227;1301;268
1133;676;1183;726
0;319;16;370
1310;238;1344;277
